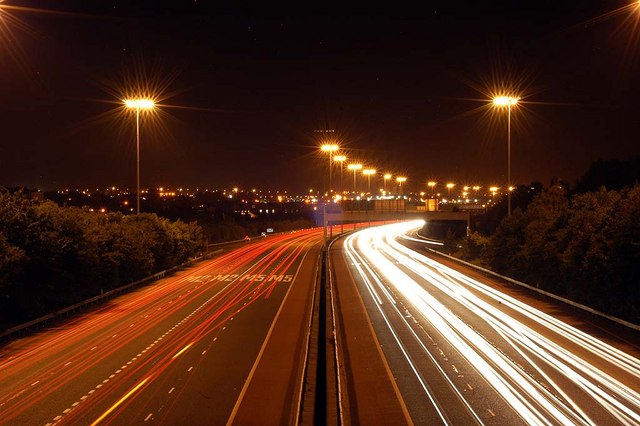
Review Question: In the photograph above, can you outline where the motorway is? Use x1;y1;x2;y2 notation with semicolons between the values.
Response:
332;220;640;425
0;228;322;425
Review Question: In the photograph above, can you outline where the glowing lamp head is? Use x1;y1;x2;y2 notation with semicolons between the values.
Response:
427;181;436;187
124;98;155;110
446;183;455;189
492;96;519;107
384;173;392;180
334;155;347;162
396;177;407;183
347;163;363;171
320;144;340;152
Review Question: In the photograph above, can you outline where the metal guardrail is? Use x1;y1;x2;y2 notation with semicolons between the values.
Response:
0;248;223;341
421;245;640;332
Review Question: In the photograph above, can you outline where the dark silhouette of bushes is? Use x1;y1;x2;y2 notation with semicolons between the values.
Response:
480;184;640;324
0;191;205;329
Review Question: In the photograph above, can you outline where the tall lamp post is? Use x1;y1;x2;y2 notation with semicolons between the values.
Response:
363;168;376;194
124;98;155;214
492;95;519;216
320;144;340;197
446;182;455;199
334;154;347;194
427;181;436;196
383;173;392;194
396;176;407;195
347;163;362;194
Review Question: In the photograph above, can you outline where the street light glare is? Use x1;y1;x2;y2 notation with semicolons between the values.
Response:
362;168;376;175
334;155;347;162
347;163;363;171
320;144;340;152
124;98;155;110
493;96;519;107
384;173;392;179
396;176;407;183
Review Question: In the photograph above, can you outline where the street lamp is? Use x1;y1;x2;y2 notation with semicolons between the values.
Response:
396;176;407;195
124;98;155;214
384;173;392;193
427;181;436;195
334;154;347;194
347;163;362;194
489;186;499;200
446;182;455;198
493;95;519;216
320;143;340;196
362;168;376;193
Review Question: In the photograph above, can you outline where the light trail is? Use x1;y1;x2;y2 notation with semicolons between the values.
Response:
0;228;323;425
343;221;640;425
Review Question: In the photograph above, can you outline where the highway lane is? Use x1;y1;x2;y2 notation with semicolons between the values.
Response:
333;220;640;425
0;228;323;425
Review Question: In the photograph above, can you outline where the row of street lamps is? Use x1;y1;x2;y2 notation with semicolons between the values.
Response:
320;95;519;216
320;145;409;196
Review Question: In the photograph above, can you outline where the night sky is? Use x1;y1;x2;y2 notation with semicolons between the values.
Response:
1;1;639;192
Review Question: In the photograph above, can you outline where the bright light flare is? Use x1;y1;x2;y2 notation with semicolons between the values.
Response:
384;173;392;180
493;96;519;107
446;183;455;189
321;144;340;152
396;176;407;183
124;98;155;110
362;168;376;176
334;155;347;162
347;163;363;171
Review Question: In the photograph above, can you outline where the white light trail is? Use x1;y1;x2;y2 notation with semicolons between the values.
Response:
343;221;640;425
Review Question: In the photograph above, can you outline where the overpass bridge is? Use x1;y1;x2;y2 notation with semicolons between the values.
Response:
317;204;471;237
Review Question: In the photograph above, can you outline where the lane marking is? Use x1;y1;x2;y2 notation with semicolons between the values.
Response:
90;377;150;426
144;413;153;421
172;343;193;360
168;387;175;394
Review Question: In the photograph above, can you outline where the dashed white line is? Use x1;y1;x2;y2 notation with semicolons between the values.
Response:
168;387;175;394
31;380;39;386
144;413;153;421
188;366;193;372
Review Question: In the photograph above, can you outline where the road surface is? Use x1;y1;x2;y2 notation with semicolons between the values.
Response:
0;228;323;425
332;220;640;425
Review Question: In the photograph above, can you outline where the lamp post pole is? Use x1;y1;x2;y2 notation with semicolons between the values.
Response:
125;98;155;214
135;107;141;214
507;102;512;217
492;96;519;217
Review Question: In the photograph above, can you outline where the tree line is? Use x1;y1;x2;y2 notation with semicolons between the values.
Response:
457;180;640;324
0;191;205;329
